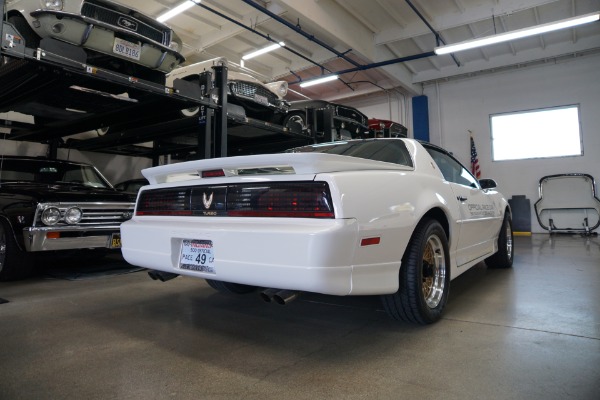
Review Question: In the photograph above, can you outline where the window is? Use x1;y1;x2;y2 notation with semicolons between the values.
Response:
424;146;479;188
490;105;582;161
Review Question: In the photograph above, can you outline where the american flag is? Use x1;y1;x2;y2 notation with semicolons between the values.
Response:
470;136;481;179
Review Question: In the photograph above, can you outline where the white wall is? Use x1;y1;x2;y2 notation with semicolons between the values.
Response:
345;53;600;233
425;53;600;233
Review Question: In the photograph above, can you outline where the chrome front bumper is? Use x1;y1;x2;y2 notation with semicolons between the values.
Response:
24;225;122;252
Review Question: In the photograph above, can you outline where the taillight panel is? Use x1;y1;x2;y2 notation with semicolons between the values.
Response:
136;182;335;218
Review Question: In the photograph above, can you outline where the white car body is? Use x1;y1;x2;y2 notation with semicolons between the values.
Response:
121;139;510;300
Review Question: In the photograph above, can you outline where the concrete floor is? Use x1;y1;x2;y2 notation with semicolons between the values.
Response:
0;234;598;400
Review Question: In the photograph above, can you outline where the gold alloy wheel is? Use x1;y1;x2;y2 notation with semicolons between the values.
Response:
422;234;446;308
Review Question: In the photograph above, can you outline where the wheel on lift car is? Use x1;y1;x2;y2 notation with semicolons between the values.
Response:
205;279;257;294
283;112;307;134
8;15;40;48
0;220;35;281
485;213;514;268
381;219;451;324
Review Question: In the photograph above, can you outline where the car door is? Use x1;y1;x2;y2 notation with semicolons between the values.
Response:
425;146;501;266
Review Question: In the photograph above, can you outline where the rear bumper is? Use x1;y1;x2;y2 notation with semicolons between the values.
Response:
121;217;400;296
24;225;122;251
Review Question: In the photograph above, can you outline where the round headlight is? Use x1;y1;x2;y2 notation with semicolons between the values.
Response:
41;207;61;225
43;0;63;11
64;207;83;225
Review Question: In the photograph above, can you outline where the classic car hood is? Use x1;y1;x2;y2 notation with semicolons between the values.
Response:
0;182;135;202
142;153;412;185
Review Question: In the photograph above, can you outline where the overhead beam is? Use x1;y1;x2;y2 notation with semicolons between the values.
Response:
376;0;562;45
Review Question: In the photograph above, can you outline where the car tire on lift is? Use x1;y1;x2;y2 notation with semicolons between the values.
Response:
283;111;307;134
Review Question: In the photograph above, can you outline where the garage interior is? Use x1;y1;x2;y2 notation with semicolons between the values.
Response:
1;0;599;399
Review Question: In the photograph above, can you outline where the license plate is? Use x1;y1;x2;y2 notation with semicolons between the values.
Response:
179;239;215;273
254;94;269;106
110;233;122;249
113;38;141;61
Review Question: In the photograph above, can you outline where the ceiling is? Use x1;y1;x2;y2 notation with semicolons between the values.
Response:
94;0;600;102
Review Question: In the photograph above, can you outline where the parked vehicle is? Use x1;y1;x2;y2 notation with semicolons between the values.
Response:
121;138;513;324
166;57;289;121
368;118;408;138
0;156;135;280
277;100;369;140
114;178;148;194
5;0;185;83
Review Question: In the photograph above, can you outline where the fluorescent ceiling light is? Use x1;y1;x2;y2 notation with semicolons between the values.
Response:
299;75;339;88
157;0;201;23
242;42;285;60
435;11;600;55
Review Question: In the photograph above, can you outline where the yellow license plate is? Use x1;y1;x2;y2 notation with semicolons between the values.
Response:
110;233;122;249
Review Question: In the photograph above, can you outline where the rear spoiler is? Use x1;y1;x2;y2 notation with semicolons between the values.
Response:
142;153;411;184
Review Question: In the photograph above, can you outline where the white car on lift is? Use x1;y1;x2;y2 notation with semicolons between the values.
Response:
166;57;289;121
121;138;513;324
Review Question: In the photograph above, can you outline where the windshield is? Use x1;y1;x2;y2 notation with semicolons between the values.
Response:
288;139;413;167
0;159;111;188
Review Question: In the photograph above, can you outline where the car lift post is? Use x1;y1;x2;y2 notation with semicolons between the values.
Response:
213;64;228;158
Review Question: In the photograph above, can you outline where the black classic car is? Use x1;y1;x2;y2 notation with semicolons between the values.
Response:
273;100;367;140
0;156;135;280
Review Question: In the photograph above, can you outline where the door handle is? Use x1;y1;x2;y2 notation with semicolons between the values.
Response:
457;196;467;202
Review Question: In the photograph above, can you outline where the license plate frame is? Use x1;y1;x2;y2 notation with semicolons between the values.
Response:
113;37;141;61
179;239;215;273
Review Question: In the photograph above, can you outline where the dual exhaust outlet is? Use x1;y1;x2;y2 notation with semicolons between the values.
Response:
259;288;300;305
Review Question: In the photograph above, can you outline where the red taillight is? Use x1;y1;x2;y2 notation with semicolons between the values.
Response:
361;237;381;246
135;182;335;218
201;169;225;178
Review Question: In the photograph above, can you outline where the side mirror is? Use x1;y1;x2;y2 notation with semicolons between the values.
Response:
479;178;497;190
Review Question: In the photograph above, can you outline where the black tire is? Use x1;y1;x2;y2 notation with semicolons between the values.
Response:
0;220;35;281
283;112;307;134
8;15;40;48
485;213;514;268
205;279;256;294
381;219;451;324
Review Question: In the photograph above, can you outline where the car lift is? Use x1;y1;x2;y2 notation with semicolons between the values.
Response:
0;0;311;163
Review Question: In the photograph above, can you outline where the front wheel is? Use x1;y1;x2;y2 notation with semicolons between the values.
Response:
381;219;450;324
485;213;514;268
0;220;35;281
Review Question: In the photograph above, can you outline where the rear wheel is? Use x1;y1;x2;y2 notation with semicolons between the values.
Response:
205;279;256;294
485;213;514;268
0;220;35;281
381;219;450;324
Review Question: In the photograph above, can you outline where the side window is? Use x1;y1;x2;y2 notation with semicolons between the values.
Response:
425;147;479;188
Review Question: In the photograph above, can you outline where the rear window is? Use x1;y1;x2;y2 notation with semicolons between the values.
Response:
289;139;413;167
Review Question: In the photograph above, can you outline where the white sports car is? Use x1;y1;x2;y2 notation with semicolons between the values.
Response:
121;138;513;324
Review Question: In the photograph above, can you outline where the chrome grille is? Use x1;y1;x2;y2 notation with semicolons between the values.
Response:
34;202;135;227
81;1;168;44
230;81;277;104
